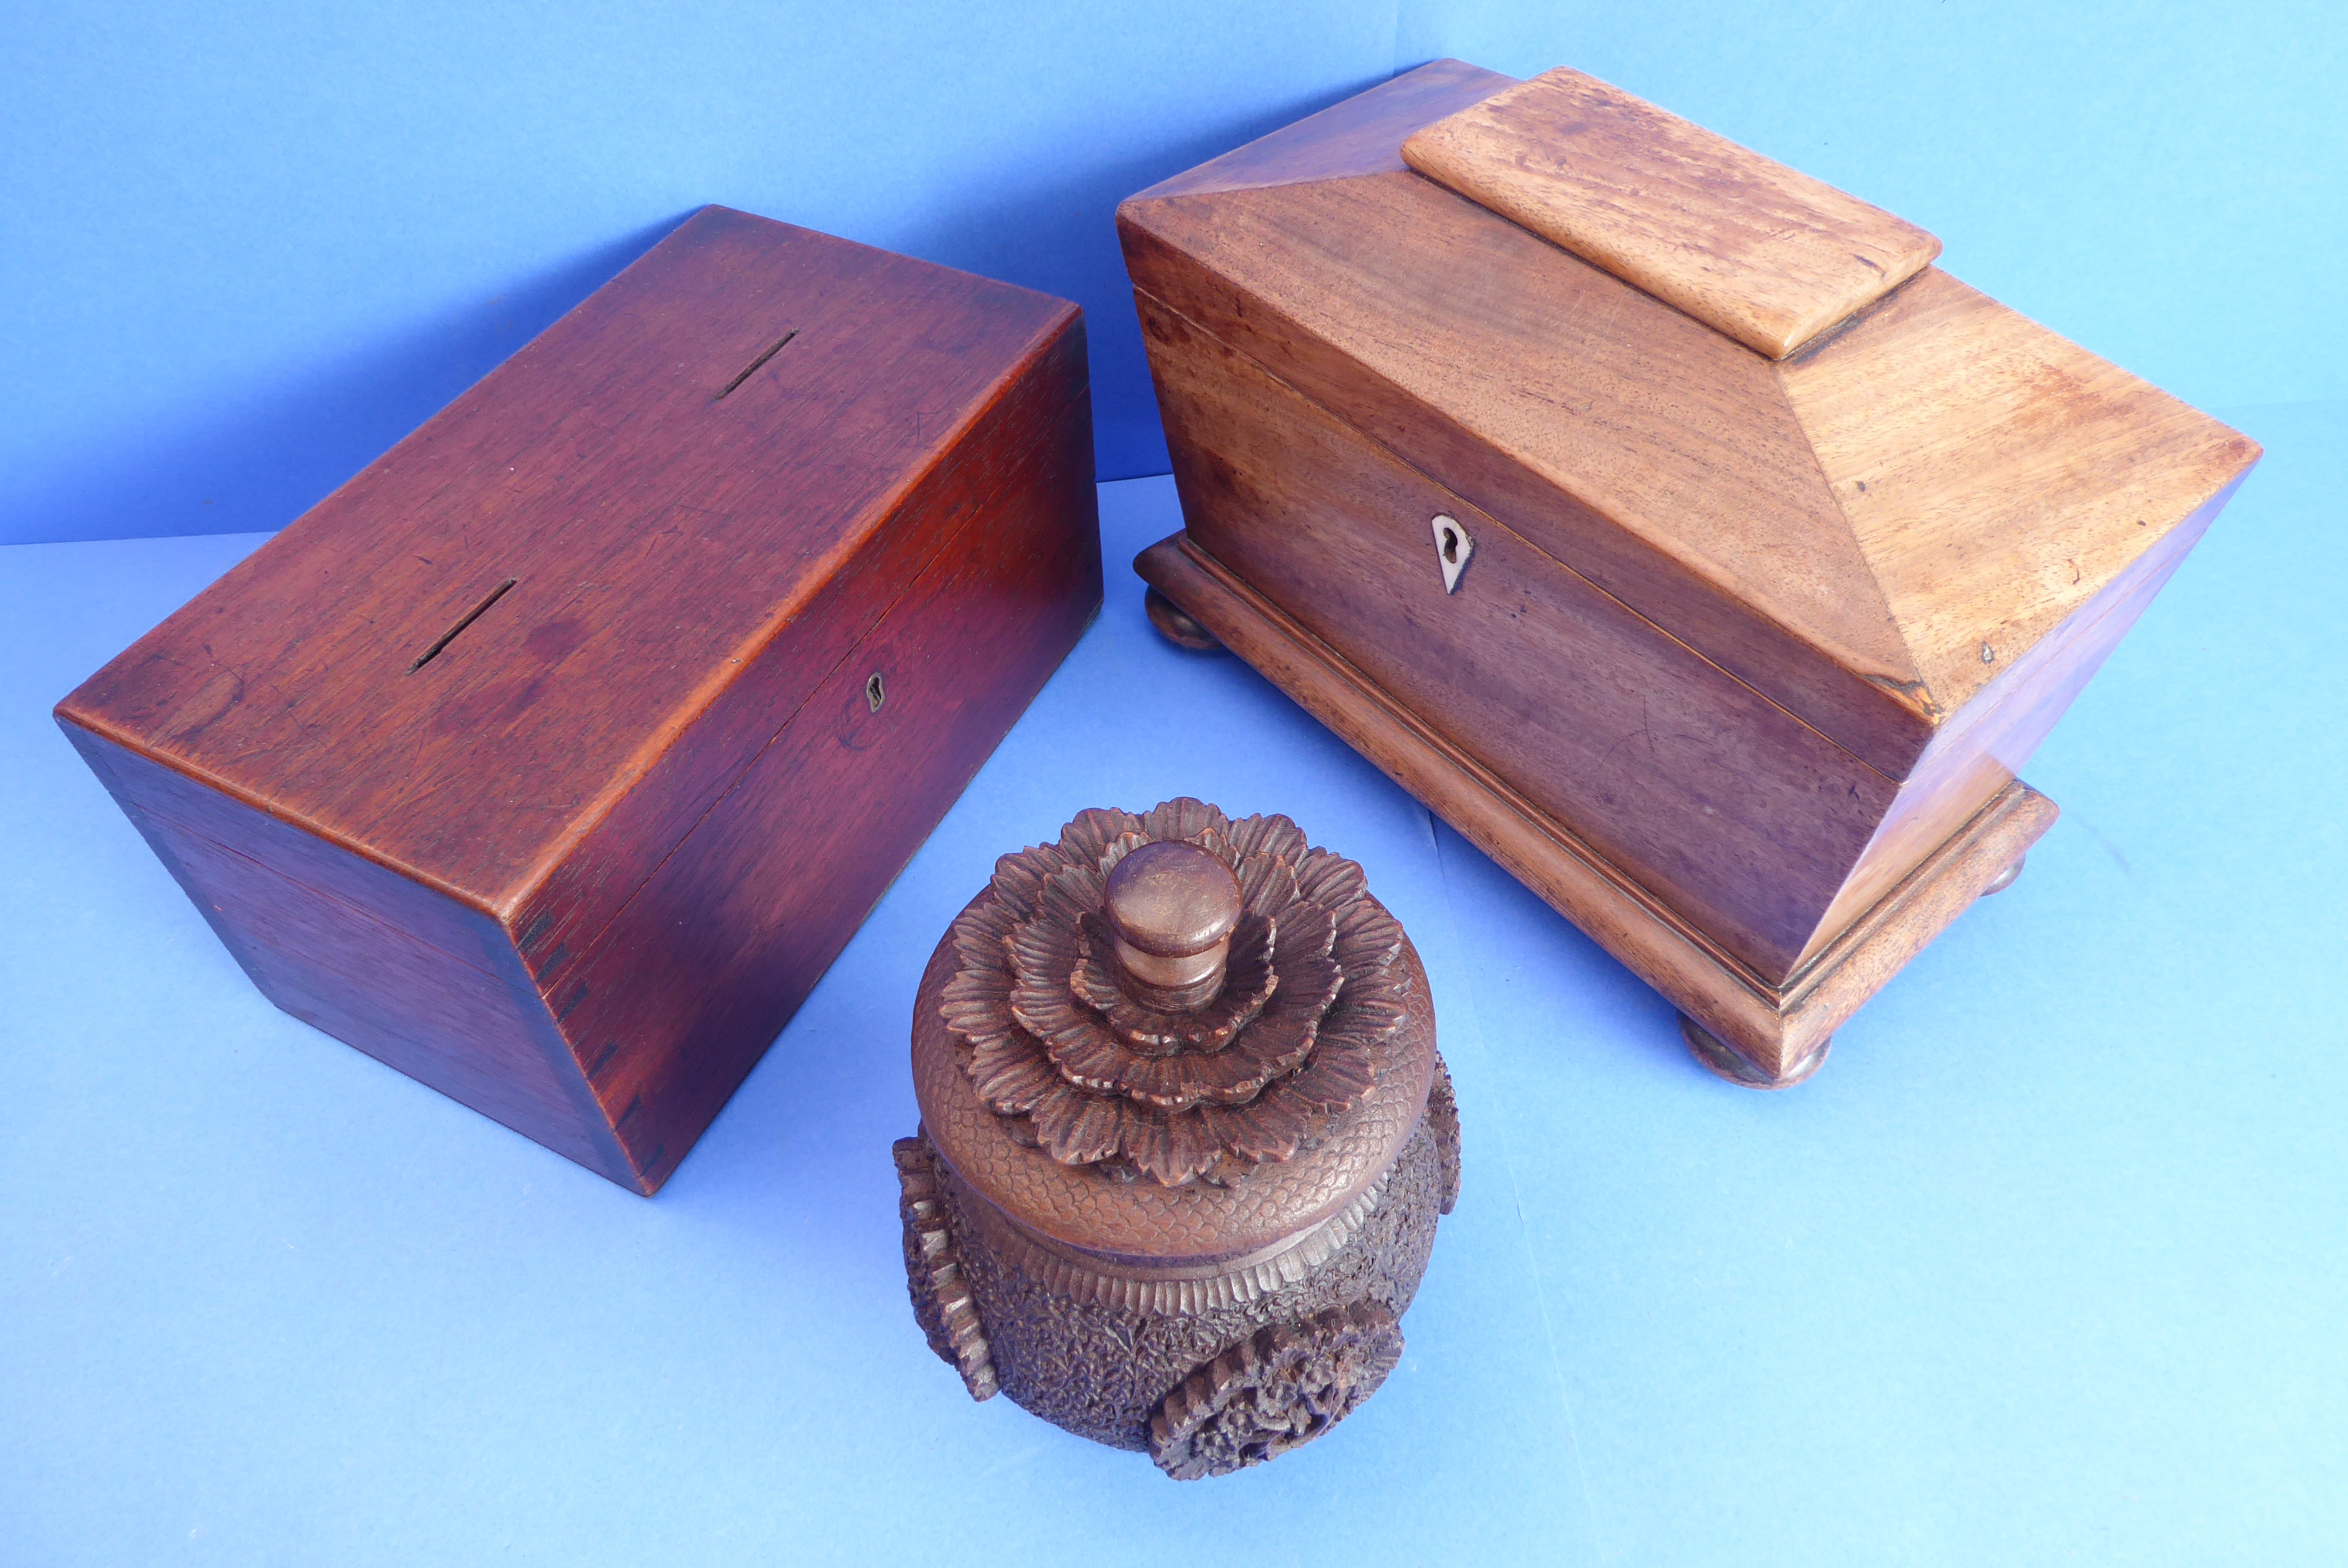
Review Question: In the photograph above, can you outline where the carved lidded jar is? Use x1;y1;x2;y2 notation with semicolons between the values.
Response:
893;798;1458;1479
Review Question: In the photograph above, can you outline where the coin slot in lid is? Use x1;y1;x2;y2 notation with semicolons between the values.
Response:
407;577;517;673
714;328;797;400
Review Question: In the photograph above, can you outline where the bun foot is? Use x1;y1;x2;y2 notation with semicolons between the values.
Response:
1679;1013;1831;1090
1145;587;1223;652
1978;853;2026;896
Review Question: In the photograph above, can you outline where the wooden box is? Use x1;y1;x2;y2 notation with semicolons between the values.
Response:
1120;64;2258;1086
56;205;1102;1189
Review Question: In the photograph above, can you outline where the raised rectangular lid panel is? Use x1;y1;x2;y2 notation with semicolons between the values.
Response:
59;206;1078;913
1401;67;1942;359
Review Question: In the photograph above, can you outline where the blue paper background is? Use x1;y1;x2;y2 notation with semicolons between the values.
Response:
3;0;2342;543
5;3;2346;1562
5;440;2345;1563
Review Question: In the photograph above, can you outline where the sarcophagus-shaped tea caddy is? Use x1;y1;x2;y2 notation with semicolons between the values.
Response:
1121;62;2258;1086
57;206;1101;1189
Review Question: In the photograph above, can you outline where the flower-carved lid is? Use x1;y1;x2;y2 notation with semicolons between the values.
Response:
910;799;1436;1268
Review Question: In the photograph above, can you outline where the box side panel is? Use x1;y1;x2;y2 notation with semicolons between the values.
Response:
546;333;1102;1192
510;312;1088;975
62;725;633;1184
1135;537;2062;1076
1138;297;1888;983
1118;176;1935;779
1782;268;2263;718
1792;480;2229;969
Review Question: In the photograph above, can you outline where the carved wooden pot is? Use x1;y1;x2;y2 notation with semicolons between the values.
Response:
893;798;1458;1479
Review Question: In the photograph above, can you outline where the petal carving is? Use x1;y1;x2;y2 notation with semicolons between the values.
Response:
1138;797;1227;844
947;801;1411;1187
1222;811;1311;866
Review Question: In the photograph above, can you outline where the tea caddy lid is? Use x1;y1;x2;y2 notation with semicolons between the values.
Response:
909;798;1436;1270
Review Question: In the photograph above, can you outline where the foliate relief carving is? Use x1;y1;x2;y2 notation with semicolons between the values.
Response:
929;1111;1446;1454
940;798;1409;1187
1428;1052;1462;1216
893;1136;996;1400
1149;1301;1406;1481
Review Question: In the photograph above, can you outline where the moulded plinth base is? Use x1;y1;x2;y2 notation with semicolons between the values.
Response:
1135;530;2060;1089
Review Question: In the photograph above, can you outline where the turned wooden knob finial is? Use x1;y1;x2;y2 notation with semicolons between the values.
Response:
1103;840;1242;1011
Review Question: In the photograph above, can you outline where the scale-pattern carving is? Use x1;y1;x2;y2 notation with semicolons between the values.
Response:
913;921;1436;1261
896;798;1458;1478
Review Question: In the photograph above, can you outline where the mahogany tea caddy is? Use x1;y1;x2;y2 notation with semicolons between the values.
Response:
1121;64;2258;1086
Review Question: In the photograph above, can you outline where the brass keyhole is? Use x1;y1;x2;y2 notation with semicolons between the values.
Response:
866;671;886;713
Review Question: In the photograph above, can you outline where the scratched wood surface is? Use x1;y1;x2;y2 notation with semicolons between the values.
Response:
1141;295;1886;982
1780;267;2259;719
1120;60;2257;1077
1401;67;1941;360
56;207;1102;1189
1121;165;1939;780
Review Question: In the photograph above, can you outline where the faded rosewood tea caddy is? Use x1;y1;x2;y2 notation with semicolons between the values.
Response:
1121;63;2259;1087
895;799;1458;1479
56;206;1102;1192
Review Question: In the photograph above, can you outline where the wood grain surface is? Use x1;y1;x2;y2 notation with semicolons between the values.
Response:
1121;167;1939;779
1121;59;2254;1070
555;359;1100;1189
57;206;1101;1190
1794;471;2241;965
1136;533;2056;1079
1140;295;1889;982
1131;57;1514;202
63;722;633;1181
1780;268;2260;718
63;208;1079;912
1401;67;1941;359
